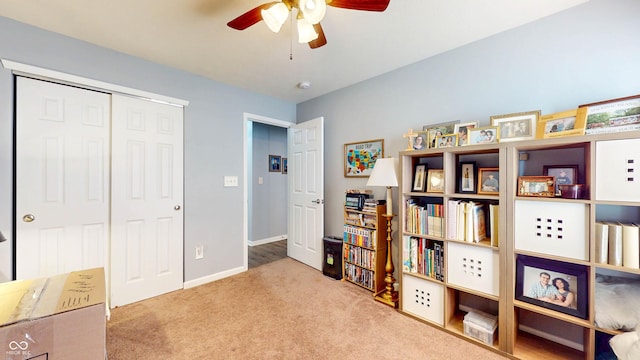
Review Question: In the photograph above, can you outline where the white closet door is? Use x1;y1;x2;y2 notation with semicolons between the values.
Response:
110;94;184;307
16;77;111;279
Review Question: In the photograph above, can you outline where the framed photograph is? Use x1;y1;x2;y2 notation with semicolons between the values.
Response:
517;176;555;197
269;155;281;172
281;158;288;174
579;94;640;135
426;169;444;193
515;254;588;320
412;131;428;150
435;134;457;148
458;162;476;194
478;167;499;195
344;139;384;177
412;164;427;192
536;108;588;139
543;165;578;196
468;126;499;145
490;110;540;142
454;121;478;146
423;121;460;149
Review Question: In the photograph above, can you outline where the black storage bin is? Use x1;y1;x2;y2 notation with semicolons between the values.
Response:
322;236;343;280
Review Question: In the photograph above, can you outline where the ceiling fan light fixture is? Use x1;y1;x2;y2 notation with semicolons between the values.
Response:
300;0;326;25
261;2;289;33
297;17;318;43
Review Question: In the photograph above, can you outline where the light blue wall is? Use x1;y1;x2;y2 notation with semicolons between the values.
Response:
251;123;287;242
0;16;296;282
297;0;640;262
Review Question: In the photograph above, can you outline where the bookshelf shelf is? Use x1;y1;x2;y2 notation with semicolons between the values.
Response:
342;199;387;293
397;130;640;359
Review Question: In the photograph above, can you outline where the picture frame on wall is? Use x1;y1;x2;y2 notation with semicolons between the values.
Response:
543;164;578;196
344;139;384;177
281;158;288;174
412;164;427;192
468;126;499;145
423;121;460;149
426;169;444;193
536;108;588;139
478;167;499;195
490;110;540;142
517;176;555;197
269;155;281;172
515;254;588;320
453;121;479;146
458;162;476;194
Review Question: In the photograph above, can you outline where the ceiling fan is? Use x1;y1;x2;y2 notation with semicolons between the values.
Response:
227;0;390;49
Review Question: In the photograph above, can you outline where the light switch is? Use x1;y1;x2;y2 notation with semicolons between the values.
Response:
224;176;238;187
258;177;263;185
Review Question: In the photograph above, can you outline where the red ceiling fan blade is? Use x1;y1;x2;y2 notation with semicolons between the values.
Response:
327;0;390;12
227;1;279;30
308;23;327;49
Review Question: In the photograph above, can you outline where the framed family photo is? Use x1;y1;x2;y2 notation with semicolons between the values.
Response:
458;162;476;194
423;121;460;149
269;155;281;172
344;139;384;177
453;121;478;146
491;110;540;142
543;165;578;196
468;126;499;145
478;167;499;195
536;108;588;139
517;176;555;197
435;134;457;148
515;254;588;319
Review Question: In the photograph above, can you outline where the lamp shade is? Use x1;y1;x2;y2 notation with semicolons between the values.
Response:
261;2;289;33
297;17;318;43
300;0;326;25
367;158;398;187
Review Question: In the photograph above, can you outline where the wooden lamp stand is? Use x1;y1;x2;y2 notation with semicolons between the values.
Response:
374;213;398;308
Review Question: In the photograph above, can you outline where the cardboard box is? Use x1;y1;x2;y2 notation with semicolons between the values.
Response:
0;268;106;360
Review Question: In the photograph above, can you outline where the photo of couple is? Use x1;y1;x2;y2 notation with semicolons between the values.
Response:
526;270;576;309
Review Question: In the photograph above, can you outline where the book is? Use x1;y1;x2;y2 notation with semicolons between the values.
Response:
594;222;609;264
489;204;499;247
472;203;487;243
608;222;623;266
622;223;640;269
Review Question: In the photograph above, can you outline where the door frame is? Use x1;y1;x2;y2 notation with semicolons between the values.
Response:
243;113;293;269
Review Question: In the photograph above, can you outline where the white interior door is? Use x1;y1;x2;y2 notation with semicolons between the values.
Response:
16;77;111;279
288;117;324;270
110;94;184;307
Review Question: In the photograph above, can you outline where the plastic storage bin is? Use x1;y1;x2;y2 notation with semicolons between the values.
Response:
463;310;498;345
323;236;343;280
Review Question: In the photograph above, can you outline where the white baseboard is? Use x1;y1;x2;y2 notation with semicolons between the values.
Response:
248;234;287;247
519;324;583;351
183;265;246;289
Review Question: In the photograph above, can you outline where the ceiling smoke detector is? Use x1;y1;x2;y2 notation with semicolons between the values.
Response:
297;81;312;89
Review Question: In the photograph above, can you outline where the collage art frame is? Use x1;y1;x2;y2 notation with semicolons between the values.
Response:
344;138;384;177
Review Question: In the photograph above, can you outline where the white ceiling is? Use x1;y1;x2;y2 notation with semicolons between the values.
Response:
0;0;588;104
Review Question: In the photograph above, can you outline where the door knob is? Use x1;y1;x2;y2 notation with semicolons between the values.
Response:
311;199;324;204
22;214;35;222
174;205;181;211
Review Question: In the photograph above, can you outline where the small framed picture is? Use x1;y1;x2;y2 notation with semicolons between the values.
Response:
412;164;427;192
536;108;588;139
412;132;428;150
426;169;444;193
517;176;555;197
458;162;476;194
281;158;288;174
423;121;460;149
478;167;500;195
269;155;281;172
579;94;640;135
468;126;499;145
491;110;540;142
435;134;457;148
543;165;578;196
453;122;478;146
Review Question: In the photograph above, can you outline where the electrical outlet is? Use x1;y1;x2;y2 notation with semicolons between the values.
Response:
195;245;204;259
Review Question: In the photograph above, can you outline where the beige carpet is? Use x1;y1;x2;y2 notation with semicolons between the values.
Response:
106;258;508;359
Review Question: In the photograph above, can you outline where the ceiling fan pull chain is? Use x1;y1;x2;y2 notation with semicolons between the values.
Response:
290;14;294;60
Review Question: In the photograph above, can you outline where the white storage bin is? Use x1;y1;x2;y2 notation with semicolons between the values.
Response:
463;310;497;345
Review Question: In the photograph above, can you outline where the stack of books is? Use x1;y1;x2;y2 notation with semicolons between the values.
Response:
446;200;498;246
595;222;640;268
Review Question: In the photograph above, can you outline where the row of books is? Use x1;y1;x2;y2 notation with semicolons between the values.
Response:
343;262;374;290
345;190;372;210
595;222;640;268
405;199;445;237
344;211;377;228
362;198;385;213
343;244;375;269
343;225;377;249
446;200;499;247
403;236;445;281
